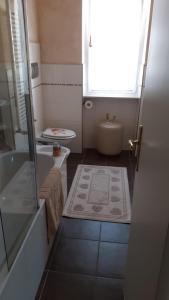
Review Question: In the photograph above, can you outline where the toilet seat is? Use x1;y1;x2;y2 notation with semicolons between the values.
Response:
42;128;76;140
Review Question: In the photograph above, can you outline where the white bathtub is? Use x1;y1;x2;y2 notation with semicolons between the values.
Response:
0;150;55;193
0;151;30;192
36;151;54;191
0;200;48;300
0;150;55;300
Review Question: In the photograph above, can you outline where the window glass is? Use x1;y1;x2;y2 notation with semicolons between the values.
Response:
83;0;151;97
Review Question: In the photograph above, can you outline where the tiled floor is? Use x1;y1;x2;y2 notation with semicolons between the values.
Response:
67;149;135;198
36;149;135;300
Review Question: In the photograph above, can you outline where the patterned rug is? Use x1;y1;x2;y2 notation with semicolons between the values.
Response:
63;165;131;223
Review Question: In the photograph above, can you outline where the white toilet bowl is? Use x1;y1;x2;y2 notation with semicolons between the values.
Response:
36;128;76;146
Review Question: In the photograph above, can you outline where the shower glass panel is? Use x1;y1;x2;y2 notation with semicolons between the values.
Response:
0;214;8;286
0;0;38;270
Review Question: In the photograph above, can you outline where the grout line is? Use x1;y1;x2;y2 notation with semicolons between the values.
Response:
42;83;82;87
32;83;41;89
38;270;49;300
82;151;86;163
45;267;96;277
45;223;63;270
45;269;95;277
95;223;102;276
59;235;101;242
99;222;102;241
99;239;129;245
44;268;125;280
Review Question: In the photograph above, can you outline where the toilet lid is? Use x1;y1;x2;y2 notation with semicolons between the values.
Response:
42;128;76;140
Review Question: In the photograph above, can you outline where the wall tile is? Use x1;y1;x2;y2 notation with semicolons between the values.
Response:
27;0;39;43
29;42;41;64
83;98;140;150
30;63;83;153
0;82;10;99
32;86;44;137
41;64;83;85
42;85;82;122
40;64;83;153
35;0;82;64
29;42;41;88
42;83;83;153
0;64;7;82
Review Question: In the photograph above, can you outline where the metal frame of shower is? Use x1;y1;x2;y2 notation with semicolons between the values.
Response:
0;0;40;275
6;0;38;204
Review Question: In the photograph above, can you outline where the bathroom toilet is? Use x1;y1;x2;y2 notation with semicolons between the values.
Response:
36;128;76;146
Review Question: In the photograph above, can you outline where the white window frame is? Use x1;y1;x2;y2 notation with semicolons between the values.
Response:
82;0;152;99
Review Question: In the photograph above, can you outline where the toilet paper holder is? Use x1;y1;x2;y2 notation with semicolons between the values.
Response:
84;100;94;110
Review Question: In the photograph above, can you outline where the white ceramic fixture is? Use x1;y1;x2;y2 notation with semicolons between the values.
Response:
36;128;76;146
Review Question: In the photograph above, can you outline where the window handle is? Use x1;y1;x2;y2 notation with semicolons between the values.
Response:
89;35;92;47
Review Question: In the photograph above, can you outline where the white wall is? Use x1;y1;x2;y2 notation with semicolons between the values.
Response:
41;64;83;153
83;98;140;150
29;42;44;138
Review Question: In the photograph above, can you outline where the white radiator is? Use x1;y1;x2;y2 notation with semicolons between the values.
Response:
10;4;27;132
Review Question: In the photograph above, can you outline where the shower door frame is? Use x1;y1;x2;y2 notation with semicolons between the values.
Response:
6;0;39;207
0;0;39;272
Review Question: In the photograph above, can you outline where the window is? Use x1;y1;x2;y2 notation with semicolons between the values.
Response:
83;0;151;98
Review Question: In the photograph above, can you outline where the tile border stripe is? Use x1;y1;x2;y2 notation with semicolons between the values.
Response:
42;83;82;87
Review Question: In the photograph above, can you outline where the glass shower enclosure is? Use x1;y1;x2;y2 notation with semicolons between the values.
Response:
0;0;38;283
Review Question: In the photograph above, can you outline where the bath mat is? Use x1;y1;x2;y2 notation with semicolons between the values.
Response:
63;165;131;223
